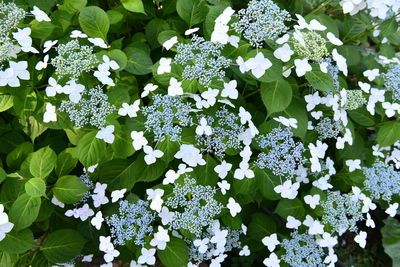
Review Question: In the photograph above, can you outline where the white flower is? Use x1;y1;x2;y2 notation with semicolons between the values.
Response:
221;80;238;99
51;196;65;208
233;161;254;180
303;215;324;235
43;40;58;53
194;238;210;253
312;175;333;190
130;260;145;267
210;228;228;248
157;57;172;74
217;180;230;195
0;204;13;241
363;68;379;81
286;216;301;229
366;213;375;228
43;103;57;123
150;226;170;250
227;197;241;217
332;48;348;76
96;125;115;144
359;81;371;93
274;181;300;199
70;30;87;38
262;233;280;252
111;189;126;203
162;169;180;185
294;58;312;77
201;88;219;107
273;116;297;128
102;55;119;70
304;91;321;111
196;117;212;136
31;6;51;21
143;145;164;165
239;245;250;256
214;160;232;179
263;252;280;267
138;248;156;265
361;196;377;213
159;207;174;225
163;36;178;50
45;77;62;97
309;140;328;159
131;131;148;151
273;43;293;62
304;194;320;209
35;54;49;70
174;144;205;167
82;254;93;262
141;83;158;98
345;159;361;172
245;52;272;78
146;188;164;212
385;203;398;217
317;232;338;248
326;32;343;46
168;77;183;96
382;102;400;118
88;37;108;48
5;61;30;87
185;28;199;35
12;28;39;53
118;100;140;118
354;231;367;248
236;56;250;73
63;80;85;103
239;107;251;125
91;211;104;230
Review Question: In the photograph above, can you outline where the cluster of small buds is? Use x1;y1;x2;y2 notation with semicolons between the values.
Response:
321;191;363;234
315;117;344;140
382;63;400;101
232;0;290;47
196;107;245;157
51;39;98;79
174;35;231;86
293;31;329;61
255;127;305;177
342;90;366;110
141;94;194;142
74;174;94;206
0;1;25;66
281;231;325;267
165;176;223;237
59;86;115;129
186;226;242;263
362;161;400;201
105;200;155;246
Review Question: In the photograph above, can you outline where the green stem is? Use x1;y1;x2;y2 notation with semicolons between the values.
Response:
308;0;335;15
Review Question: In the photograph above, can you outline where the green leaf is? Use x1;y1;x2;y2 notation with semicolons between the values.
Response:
0;167;6;184
193;155;218;186
13;89;37;119
53;175;88;204
377;121;400;147
280;98;308;140
305;70;334;92
124;47;153;75
121;0;145;14
9;193;41;231
77;131;106;167
111;127;135;158
0;94;14;112
59;0;87;14
348;107;375;127
158;238;189;267
109;49;127;71
233;177;257;196
25;178;46;197
261;79;292;115
79;6;109;40
381;217;400;266
42;229;86;263
55;148;78;177
379;16;398;37
29;146;57;179
255;168;281;200
274;198;305;220
248;213;276;245
176;0;208;27
0;229;35;254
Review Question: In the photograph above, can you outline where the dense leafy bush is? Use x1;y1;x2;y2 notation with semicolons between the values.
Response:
0;0;399;266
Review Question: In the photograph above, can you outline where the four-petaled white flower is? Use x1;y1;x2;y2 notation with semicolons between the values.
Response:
273;116;297;128
163;36;178;50
31;6;51;22
354;231;367;248
143;145;164;165
245;52;272;78
43;103;57;123
214;160;232;179
196;117;212;136
263;252;280;267
138;248;156;265
221;80;238;99
158;58;172;74
262;233;280;252
141;83;158;98
168;77;183;96
385;203;398;217
111;189;126;203
194;238;210;253
273;43;293;62
96;125;115;144
304;194;321;209
131;131;148;151
294;58;312;77
146;188;164;212
346;159;361;172
91;211;104;230
118;100;140;118
227;197;241;217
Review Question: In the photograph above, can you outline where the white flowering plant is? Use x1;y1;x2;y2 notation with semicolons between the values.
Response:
0;0;400;266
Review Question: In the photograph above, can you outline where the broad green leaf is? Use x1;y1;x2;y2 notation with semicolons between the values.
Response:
305;70;334;92
233;177;257;195
0;229;35;254
156;139;180;163
248;213;276;251
261;79;292;115
0;167;6;184
255;168;281;200
21;116;48;143
124;47;153;75
109;49;127;71
274;198;305;220
145;18;170;48
42;229;86;263
121;0;145;14
381;217;400;266
53;175;88;204
0;252;19;266
13;89;37;119
55;148;78;177
176;0;208;27
59;0;87;14
379;16;398;37
0;94;14;112
25;178;46;197
204;4;229;39
158;238;189;267
29;146;57;179
377;121;400;147
6;142;33;171
79;6;109;40
280;98;308;140
193;155;218;186
77;131;106;167
111;127;135;158
9;193;41;231
348;107;375;126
